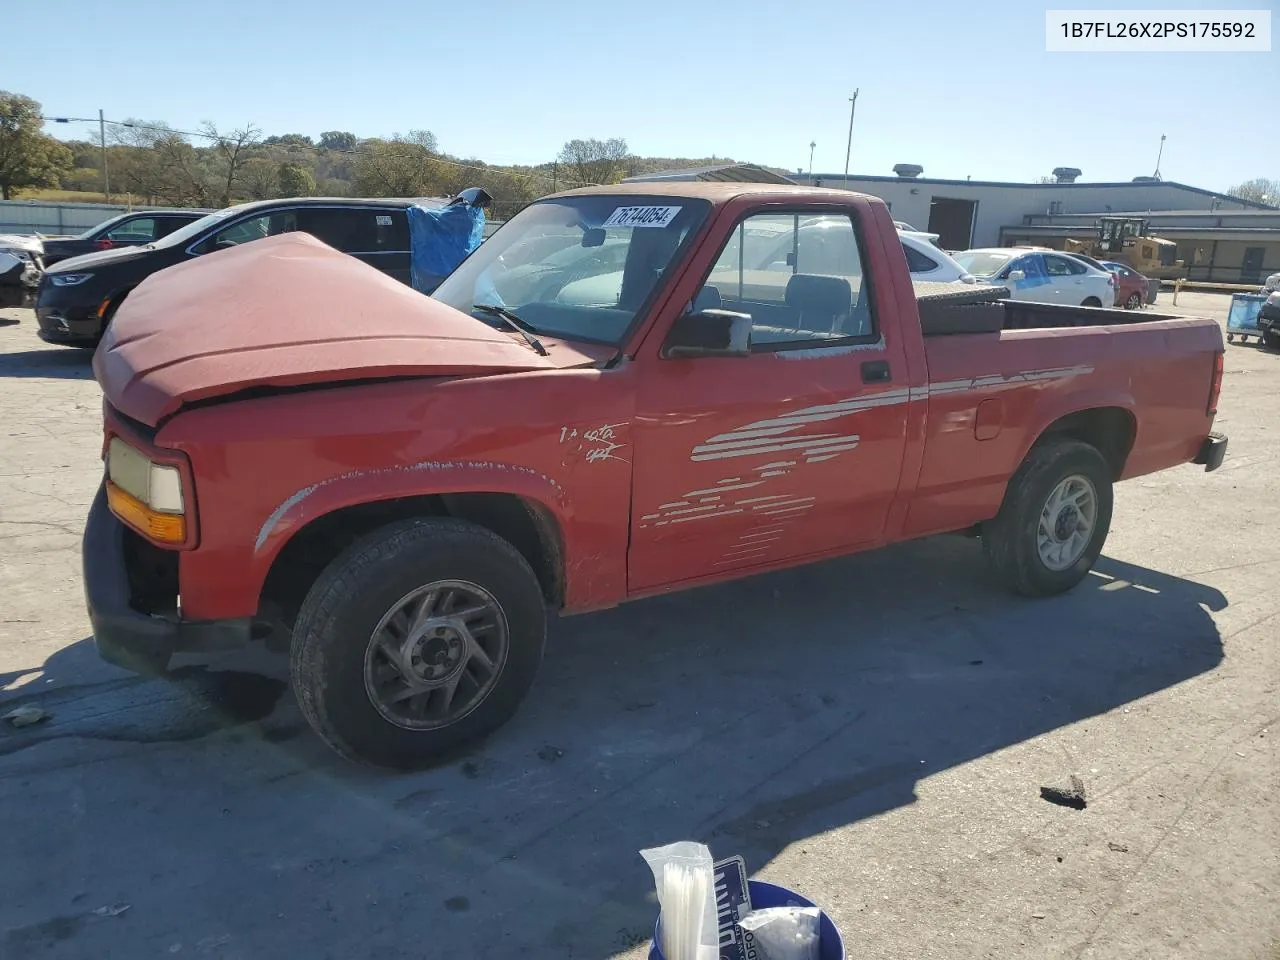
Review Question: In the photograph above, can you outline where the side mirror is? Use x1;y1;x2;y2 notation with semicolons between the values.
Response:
662;309;753;359
1008;269;1026;282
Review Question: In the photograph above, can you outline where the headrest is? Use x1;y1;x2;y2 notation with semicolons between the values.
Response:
785;274;852;314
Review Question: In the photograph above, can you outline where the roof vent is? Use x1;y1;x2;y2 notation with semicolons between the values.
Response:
1052;167;1082;183
893;163;923;179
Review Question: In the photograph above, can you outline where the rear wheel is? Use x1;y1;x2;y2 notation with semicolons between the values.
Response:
1082;297;1103;307
290;518;547;769
1124;292;1142;310
982;439;1114;597
1264;329;1280;351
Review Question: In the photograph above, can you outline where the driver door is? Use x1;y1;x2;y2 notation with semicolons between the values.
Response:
1003;253;1053;303
627;208;911;593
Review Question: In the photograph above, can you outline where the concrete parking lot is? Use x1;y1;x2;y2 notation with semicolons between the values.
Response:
1;295;1276;960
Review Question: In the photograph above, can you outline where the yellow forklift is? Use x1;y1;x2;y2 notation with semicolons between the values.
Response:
1065;217;1183;280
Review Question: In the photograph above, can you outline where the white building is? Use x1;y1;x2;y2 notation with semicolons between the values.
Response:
793;172;1271;251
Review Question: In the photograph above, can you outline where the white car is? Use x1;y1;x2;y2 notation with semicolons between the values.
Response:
952;248;1116;307
899;230;975;284
1262;271;1280;294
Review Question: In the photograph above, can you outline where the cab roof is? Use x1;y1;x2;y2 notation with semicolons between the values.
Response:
544;182;876;205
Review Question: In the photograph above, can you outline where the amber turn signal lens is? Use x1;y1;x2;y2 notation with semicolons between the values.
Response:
106;481;186;544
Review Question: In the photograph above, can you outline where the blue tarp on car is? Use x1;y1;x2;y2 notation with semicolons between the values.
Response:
407;203;486;294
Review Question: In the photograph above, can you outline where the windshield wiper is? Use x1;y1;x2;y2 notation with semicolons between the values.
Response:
473;304;549;356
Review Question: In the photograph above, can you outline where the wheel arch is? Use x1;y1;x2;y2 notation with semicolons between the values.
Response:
1026;405;1137;480
258;490;566;636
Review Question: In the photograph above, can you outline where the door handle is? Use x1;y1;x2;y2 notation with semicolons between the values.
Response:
861;360;891;384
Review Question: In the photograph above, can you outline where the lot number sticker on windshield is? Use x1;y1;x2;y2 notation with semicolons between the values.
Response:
603;205;682;228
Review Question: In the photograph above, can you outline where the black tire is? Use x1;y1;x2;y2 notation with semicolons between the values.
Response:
981;439;1114;597
1124;293;1142;310
290;518;546;769
1082;297;1103;307
1264;329;1280;351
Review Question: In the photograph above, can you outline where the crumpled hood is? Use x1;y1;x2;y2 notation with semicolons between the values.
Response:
0;233;43;256
94;232;581;426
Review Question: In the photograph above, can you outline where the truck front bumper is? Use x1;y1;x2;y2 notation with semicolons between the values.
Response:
1193;432;1228;473
83;484;251;675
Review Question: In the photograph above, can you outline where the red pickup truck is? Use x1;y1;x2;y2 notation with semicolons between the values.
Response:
85;183;1227;768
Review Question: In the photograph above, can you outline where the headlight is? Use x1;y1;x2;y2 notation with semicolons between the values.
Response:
50;273;93;286
106;438;187;543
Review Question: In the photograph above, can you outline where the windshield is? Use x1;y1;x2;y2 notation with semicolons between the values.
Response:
148;207;240;250
952;251;1012;276
433;195;709;346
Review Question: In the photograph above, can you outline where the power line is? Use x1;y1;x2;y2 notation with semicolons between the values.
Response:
44;113;600;190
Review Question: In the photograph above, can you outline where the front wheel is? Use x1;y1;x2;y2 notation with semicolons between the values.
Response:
290;518;547;769
982;439;1114;597
1082;297;1103;307
1264;329;1280;351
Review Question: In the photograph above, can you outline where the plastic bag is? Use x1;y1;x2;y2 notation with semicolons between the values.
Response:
640;841;718;960
407;202;486;294
737;905;820;960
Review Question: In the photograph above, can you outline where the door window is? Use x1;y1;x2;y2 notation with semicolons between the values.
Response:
296;208;409;253
1043;255;1076;277
901;242;940;274
105;217;156;242
696;212;876;349
154;217;193;239
193;210;298;253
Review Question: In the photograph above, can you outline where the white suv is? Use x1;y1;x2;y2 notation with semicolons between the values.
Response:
899;231;975;284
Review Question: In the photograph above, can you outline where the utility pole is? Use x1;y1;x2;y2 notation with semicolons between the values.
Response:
1153;133;1166;180
844;89;859;180
99;108;110;201
808;141;816;180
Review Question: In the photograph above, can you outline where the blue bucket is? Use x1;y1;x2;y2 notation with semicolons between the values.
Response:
648;879;845;960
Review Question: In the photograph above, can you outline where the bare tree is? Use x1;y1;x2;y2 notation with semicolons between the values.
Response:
556;138;631;186
201;122;261;207
154;133;213;206
1227;177;1280;205
240;156;279;201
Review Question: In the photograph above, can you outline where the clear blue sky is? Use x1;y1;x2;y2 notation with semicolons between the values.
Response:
12;0;1279;192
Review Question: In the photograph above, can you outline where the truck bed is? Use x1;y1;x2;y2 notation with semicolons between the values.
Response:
914;282;1184;336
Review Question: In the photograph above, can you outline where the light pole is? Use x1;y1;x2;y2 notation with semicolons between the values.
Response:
1153;133;1166;180
99;108;109;201
844;89;859;180
808;141;816;180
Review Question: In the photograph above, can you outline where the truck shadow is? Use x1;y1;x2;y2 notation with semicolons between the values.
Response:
0;346;95;380
0;537;1225;959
